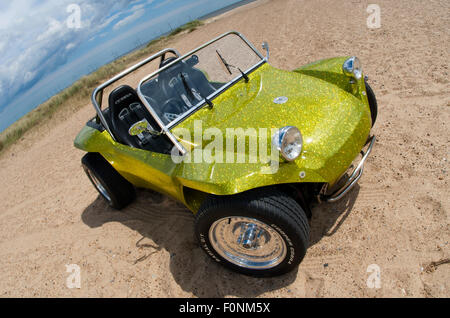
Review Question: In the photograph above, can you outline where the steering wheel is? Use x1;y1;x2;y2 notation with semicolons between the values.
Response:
142;94;157;108
160;98;189;122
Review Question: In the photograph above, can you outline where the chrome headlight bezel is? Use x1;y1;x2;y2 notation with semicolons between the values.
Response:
343;56;362;80
272;126;303;162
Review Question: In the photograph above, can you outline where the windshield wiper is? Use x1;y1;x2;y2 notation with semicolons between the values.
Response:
216;50;232;75
216;50;249;83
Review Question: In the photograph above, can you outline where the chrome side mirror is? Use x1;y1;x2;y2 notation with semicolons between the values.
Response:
262;41;269;61
129;119;161;136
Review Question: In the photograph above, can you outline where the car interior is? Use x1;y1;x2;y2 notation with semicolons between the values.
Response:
141;55;219;123
102;55;222;154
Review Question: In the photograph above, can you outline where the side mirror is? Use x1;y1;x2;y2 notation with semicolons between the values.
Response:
262;41;269;61
129;119;161;136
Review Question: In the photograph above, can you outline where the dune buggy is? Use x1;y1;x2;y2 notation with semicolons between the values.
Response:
75;31;377;276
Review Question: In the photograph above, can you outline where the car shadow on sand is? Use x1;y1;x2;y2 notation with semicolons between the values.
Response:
309;185;360;247
81;186;359;297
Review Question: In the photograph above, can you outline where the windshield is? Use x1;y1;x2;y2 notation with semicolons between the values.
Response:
137;32;264;128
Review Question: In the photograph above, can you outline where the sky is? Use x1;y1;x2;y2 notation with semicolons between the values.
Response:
0;0;244;132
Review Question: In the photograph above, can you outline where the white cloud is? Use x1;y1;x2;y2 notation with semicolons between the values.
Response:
37;18;64;42
113;8;145;30
0;0;221;110
0;0;140;107
66;43;76;50
130;3;146;11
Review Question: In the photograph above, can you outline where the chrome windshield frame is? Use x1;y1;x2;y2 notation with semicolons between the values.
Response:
137;31;266;155
90;31;266;156
90;48;181;141
166;58;266;130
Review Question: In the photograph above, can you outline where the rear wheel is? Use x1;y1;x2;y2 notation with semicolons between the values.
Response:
81;152;135;210
365;80;378;127
194;188;310;277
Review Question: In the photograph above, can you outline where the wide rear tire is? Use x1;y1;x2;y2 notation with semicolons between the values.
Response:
81;152;135;210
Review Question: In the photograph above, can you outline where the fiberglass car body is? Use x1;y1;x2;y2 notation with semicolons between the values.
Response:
74;31;377;276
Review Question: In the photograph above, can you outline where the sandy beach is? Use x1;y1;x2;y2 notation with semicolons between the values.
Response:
0;0;448;297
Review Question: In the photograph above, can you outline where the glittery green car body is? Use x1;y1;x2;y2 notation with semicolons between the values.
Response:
74;31;377;276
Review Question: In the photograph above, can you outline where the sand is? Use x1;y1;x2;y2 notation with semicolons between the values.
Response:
0;0;448;297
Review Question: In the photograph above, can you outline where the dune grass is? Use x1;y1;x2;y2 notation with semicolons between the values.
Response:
0;20;203;154
145;20;203;48
169;20;203;36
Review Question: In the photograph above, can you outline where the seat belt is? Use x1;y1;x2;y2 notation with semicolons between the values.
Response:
118;108;133;125
181;72;213;108
180;72;203;102
129;103;154;145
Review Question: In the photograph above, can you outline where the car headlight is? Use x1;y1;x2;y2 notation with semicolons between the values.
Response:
272;126;303;162
342;56;362;80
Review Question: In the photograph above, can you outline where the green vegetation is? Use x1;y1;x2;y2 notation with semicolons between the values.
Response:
145;20;203;47
0;20;203;154
169;20;203;36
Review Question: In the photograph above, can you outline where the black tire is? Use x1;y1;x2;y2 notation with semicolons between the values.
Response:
81;152;135;210
194;188;310;277
365;80;378;127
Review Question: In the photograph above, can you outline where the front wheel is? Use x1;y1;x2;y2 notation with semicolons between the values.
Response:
194;188;310;277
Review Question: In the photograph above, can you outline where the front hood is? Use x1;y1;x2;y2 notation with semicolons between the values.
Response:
174;63;370;153
172;63;371;191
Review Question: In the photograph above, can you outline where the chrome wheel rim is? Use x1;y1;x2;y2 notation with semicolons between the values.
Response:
208;217;287;269
85;168;112;203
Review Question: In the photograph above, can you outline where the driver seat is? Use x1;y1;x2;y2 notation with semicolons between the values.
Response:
109;85;168;151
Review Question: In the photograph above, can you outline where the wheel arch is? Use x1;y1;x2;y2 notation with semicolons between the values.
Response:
182;182;324;217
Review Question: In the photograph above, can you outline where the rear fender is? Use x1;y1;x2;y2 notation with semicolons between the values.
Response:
74;124;112;153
